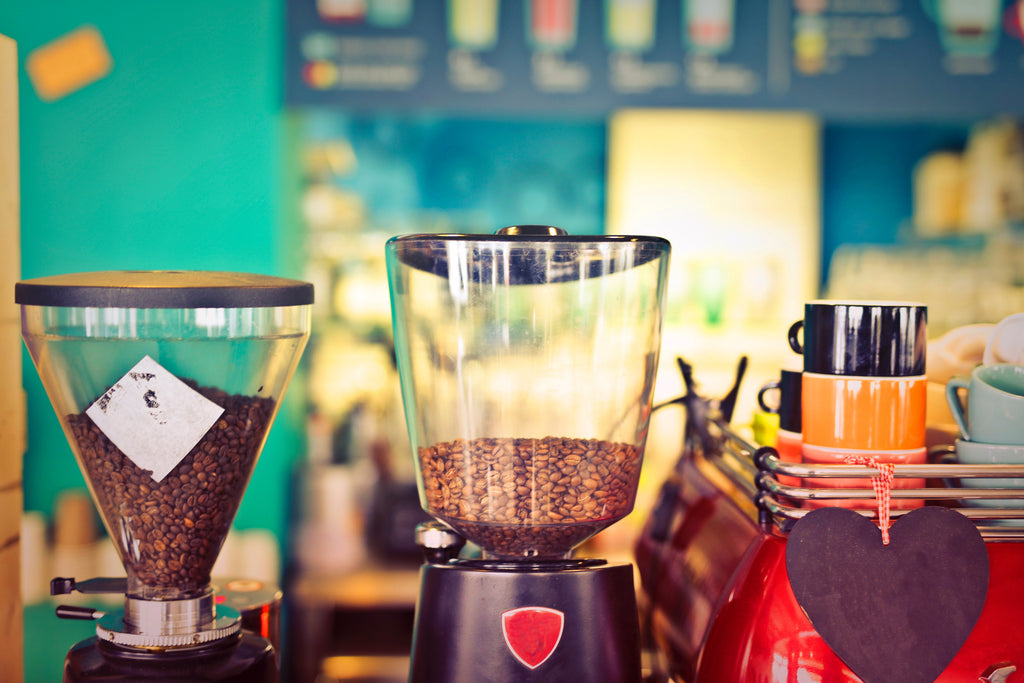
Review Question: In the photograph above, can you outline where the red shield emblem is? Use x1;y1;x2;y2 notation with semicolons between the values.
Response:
501;606;564;669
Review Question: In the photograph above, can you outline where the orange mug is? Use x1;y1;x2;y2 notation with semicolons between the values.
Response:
801;372;927;451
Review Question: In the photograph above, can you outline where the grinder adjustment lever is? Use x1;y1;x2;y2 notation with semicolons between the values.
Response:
51;576;128;595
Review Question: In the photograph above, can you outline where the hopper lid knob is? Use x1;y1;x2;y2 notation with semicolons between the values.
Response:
495;225;568;237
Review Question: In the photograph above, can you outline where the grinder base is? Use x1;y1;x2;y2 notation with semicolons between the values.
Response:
410;560;641;683
62;631;278;683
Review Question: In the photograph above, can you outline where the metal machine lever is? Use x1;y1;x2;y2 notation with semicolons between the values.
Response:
981;663;1017;683
50;576;128;595
54;605;106;621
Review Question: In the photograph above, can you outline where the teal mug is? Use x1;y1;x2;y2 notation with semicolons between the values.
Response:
955;438;1024;510
946;364;1024;444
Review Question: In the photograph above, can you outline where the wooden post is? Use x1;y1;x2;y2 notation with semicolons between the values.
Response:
0;31;25;683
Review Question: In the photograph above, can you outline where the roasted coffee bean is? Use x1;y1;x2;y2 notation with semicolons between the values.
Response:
419;436;641;558
68;382;274;596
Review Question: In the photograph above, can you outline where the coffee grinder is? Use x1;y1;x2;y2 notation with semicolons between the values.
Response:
15;271;313;682
386;227;670;682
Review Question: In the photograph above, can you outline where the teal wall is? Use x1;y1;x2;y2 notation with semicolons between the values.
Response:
0;1;307;541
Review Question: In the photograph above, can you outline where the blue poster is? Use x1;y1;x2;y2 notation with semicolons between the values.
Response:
284;0;1024;119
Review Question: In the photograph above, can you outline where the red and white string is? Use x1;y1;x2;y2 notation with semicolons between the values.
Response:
843;455;895;545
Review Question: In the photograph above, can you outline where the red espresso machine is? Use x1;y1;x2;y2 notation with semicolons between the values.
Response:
635;358;1024;683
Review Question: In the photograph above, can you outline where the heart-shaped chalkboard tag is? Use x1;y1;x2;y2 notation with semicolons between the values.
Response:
786;506;989;683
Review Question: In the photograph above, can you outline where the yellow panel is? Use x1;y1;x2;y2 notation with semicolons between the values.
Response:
0;31;22;683
607;109;820;316
26;25;112;101
605;109;821;496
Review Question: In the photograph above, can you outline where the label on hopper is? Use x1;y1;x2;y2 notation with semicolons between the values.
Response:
86;355;225;482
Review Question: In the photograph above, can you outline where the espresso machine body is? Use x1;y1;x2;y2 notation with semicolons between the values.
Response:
635;367;1024;683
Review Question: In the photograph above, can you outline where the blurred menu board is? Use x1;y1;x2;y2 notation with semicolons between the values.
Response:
285;0;1024;118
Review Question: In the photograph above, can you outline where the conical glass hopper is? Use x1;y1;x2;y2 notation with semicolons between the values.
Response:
387;227;670;560
17;271;312;637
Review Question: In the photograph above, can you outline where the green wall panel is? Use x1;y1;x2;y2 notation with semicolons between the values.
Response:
0;0;306;547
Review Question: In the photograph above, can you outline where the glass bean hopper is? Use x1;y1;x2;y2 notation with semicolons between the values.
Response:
387;227;670;682
16;271;313;683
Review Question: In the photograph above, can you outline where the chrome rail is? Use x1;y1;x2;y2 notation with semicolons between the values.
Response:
701;420;1024;540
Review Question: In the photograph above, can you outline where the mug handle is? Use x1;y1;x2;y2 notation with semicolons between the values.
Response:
787;320;804;354
945;377;971;440
758;380;781;413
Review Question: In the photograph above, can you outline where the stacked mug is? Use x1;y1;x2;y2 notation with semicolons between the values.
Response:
758;367;802;486
788;300;929;509
946;362;1024;511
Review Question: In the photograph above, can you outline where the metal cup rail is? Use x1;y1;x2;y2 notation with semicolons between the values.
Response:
698;420;1024;540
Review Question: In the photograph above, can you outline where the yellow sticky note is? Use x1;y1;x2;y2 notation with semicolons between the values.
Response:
26;25;112;101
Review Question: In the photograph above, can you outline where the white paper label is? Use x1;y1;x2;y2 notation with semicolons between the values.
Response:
86;355;225;482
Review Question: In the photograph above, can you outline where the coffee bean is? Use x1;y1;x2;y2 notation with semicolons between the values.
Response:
419;436;641;559
68;381;274;596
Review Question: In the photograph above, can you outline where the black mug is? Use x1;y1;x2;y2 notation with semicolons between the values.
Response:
758;369;802;433
788;300;927;377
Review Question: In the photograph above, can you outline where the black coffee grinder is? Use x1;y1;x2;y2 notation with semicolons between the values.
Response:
16;271;313;682
386;227;670;682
